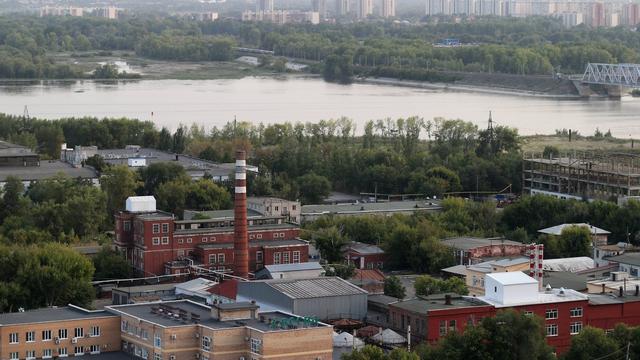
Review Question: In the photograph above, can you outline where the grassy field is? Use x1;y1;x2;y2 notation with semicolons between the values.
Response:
522;134;640;154
50;51;276;80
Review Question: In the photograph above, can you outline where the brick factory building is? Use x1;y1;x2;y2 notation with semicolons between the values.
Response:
0;300;332;360
114;196;308;277
441;237;527;265
387;271;640;354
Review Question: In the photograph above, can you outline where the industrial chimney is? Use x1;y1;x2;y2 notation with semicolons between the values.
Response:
234;150;249;279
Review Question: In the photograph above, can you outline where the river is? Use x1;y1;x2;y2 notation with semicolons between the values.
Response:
2;76;640;137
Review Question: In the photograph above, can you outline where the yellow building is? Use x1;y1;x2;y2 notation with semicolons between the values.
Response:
465;258;530;295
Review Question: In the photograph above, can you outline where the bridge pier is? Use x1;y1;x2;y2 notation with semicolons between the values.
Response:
572;80;594;97
605;85;627;99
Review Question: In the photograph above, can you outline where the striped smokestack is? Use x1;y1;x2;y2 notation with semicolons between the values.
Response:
234;149;249;279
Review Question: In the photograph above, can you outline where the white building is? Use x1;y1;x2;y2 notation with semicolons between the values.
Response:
358;0;374;18
247;197;301;223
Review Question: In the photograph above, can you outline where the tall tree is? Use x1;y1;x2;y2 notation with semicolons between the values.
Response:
101;165;140;217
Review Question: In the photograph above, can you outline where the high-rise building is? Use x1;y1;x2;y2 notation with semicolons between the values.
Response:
312;0;327;18
336;0;350;16
381;0;396;17
257;0;274;12
358;0;373;18
426;0;453;15
589;2;605;27
623;3;640;26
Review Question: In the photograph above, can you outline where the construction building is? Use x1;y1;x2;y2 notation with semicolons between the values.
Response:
523;152;640;203
0;300;333;360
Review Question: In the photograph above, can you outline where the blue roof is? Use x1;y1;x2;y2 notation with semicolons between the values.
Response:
264;262;324;273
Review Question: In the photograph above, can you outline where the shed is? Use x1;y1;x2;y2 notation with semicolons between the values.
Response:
236;277;368;321
254;262;325;280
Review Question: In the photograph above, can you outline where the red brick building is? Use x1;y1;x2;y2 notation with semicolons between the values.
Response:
388;272;640;354
345;242;385;269
114;197;308;277
441;237;527;265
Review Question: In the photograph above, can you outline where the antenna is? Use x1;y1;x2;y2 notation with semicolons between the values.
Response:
487;110;494;149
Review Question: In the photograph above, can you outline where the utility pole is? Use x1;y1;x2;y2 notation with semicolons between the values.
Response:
626;341;630;360
407;325;411;352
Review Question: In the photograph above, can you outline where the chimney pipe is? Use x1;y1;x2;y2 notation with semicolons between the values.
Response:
445;294;452;305
233;149;249;279
636;285;639;297
619;286;624;297
602;283;605;294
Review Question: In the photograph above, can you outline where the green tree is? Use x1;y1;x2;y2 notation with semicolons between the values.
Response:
297;172;331;204
92;246;132;280
313;226;348;263
139;162;188;195
101;165;140;216
562;327;618;360
384;275;406;299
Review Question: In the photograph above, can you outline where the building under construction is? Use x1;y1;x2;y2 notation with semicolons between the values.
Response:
523;151;640;203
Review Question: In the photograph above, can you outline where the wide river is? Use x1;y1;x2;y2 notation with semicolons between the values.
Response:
2;76;640;137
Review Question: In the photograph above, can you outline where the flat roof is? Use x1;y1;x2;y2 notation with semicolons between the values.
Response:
183;209;262;220
0;140;37;157
441;264;468;277
391;294;489;313
263;262;323;273
197;239;308;250
367;294;400;306
107;300;325;331
538;223;610;235
255;277;368;299
543;271;588;291
440;237;525;250
0;305;116;326
607;252;640;267
486;271;538;285
301;200;441;215
348;242;384;255
113;283;177;294
0;160;98;182
480;287;588;308
173;222;298;235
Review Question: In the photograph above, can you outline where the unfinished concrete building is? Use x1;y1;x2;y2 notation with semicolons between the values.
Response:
523;152;640;203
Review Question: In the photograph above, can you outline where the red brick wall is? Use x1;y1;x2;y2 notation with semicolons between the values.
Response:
469;245;526;260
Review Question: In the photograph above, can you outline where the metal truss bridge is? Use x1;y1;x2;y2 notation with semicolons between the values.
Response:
581;63;640;87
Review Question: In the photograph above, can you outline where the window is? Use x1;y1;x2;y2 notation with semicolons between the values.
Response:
293;251;300;263
162;223;169;233
26;350;35;359
282;252;290;264
43;330;52;341
141;348;149;359
202;237;208;243
202;336;211;351
256;234;262;239
256;251;263;263
211;237;216;242
59;329;68;340
26;331;35;342
570;307;583;318
250;338;261;354
9;352;18;360
275;206;279;211
153;224;160;234
58;348;68;357
43;349;53;358
439;321;447;336
218;254;225;264
177;250;185;257
152;237;160;246
524;311;534;317
74;328;84;338
124;221;131;232
187;238;192;244
154;353;162;360
273;232;280;239
90;326;100;337
274;252;281;264
154;334;162;348
209;254;217;264
546;324;558;337
570;322;583;335
89;345;100;354
162;237;169;245
9;332;18;344
74;346;84;356
279;232;285;238
178;239;184;244
545;309;558;320
141;329;149;340
448;320;456;333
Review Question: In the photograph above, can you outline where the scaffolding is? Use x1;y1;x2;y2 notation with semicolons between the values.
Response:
523;151;640;202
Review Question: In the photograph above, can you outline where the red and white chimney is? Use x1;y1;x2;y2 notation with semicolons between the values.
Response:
528;243;544;291
233;150;249;279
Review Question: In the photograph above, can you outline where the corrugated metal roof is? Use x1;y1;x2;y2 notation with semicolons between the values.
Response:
265;277;368;299
264;262;323;273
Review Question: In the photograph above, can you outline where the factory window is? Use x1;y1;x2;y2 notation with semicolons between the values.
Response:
141;348;148;359
250;338;262;354
43;330;52;341
152;237;160;246
26;331;35;342
124;221;131;232
43;349;53;359
153;224;160;234
546;324;558;337
274;252;281;264
279;232;285;238
570;307;583;318
9;332;18;344
9;352;18;360
162;223;169;233
439;321;447;336
275;206;279;212
570;322;583;335
154;353;162;360
154;334;162;348
211;237;216;242
202;336;211;351
74;328;84;338
448;320;456;333
218;254;225;264
161;237;169;245
545;309;558;320
202;237;208;243
90;326;100;337
256;251;263;263
273;232;280;239
257;234;262;239
524;311;534;317
73;346;84;356
59;329;68;340
293;251;300;263
282;252;290;264
187;238;193;244
58;348;68;357
89;345;100;354
209;255;217;264
178;239;184;244
249;234;255;239
26;350;36;359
